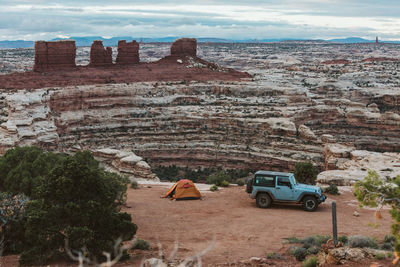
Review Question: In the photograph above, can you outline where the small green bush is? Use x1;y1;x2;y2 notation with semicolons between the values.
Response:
266;252;281;259
210;185;218;192
220;180;230;187
302;235;331;248
348;235;379;249
381;242;393;250
387;252;393;258
384;235;396;244
375;253;385;260
302;256;317;267
133;239;150;250
307;247;320;255
293;247;308;261
323;184;340;195
338;236;348;245
237;179;245;186
293;161;319;185
130;181;138;189
206;171;231;186
283;236;302;244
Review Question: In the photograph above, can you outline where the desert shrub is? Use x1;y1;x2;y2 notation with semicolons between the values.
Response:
323;184;340;195
387;252;393;258
338;236;348;245
0;147;137;265
210;185;218;192
292;247;308;261
307;247;320;255
302;256;317;267
354;170;400;253
381;242;393;250
348;235;379;249
384;235;396;244
237;179;245;186
266;252;281;259
293;161;319;185
283;236;302;244
302;235;331;248
375;253;386;260
130;180;139;189
220;180;230;187
133;238;150;250
206;171;231;186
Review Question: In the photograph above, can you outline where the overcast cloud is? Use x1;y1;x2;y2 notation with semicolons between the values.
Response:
1;0;399;40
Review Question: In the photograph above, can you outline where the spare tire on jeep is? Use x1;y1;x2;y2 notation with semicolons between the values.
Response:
246;178;253;193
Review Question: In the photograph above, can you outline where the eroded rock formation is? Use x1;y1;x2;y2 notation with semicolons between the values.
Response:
89;40;112;66
170;38;197;57
93;148;159;181
33;40;76;72
116;40;139;64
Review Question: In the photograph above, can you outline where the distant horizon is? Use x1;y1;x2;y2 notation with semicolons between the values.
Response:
0;36;398;42
2;1;400;42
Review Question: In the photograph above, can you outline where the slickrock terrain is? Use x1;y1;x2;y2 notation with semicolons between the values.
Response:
1;41;400;183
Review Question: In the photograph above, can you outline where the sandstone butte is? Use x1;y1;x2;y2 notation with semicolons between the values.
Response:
0;38;251;90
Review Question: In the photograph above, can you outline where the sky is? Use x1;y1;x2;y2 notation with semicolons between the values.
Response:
1;0;400;41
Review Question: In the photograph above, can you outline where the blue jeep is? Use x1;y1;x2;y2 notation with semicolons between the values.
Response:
246;170;326;211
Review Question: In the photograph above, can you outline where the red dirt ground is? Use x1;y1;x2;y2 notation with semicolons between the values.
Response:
122;185;393;266
0;56;251;90
1;186;394;266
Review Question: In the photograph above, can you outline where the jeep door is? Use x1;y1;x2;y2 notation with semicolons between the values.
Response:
275;176;293;200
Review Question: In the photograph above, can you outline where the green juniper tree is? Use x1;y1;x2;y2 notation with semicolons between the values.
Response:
354;170;400;255
0;146;137;265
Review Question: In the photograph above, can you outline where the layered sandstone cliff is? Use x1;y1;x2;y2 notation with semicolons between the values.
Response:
2;42;400;182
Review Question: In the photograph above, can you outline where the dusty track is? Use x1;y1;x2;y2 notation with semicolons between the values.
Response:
123;185;393;266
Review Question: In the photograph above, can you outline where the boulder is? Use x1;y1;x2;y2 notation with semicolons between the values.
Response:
298;124;317;140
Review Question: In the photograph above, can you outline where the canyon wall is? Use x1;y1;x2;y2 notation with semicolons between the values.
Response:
34;40;76;72
116;40;139;64
89;41;112;66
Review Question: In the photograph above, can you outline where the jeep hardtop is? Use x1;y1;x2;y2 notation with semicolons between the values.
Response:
246;170;326;211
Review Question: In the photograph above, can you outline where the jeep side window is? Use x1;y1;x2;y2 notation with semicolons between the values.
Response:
277;176;291;188
254;175;275;187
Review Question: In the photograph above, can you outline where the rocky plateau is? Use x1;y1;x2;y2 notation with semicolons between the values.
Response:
1;41;400;183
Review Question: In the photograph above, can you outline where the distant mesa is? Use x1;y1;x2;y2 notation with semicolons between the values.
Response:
1;37;251;90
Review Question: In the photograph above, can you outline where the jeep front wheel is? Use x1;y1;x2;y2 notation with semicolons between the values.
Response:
302;196;318;212
256;193;272;208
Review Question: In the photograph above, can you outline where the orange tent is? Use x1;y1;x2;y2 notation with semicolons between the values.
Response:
162;179;201;200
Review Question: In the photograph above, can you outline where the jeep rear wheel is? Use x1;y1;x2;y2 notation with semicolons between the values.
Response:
256;193;272;208
302;196;318;212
